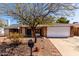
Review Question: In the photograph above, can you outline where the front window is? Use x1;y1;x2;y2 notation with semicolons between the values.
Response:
9;29;19;33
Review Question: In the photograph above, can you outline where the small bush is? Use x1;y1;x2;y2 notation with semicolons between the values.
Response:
8;32;23;45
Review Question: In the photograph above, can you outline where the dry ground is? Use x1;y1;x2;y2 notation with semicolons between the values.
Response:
0;37;61;56
49;37;79;56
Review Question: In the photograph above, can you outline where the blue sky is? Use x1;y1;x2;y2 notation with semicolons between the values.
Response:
0;15;17;25
68;9;79;23
0;9;79;25
0;4;79;25
1;10;79;25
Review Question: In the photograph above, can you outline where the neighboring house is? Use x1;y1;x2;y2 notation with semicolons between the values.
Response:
0;27;4;36
4;24;74;38
72;24;79;36
0;19;8;36
4;24;20;36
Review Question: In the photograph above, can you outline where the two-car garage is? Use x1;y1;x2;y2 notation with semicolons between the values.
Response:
47;24;71;37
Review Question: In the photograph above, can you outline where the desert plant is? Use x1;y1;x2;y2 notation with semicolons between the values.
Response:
8;32;23;45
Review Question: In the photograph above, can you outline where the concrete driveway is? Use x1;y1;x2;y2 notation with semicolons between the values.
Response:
49;36;79;56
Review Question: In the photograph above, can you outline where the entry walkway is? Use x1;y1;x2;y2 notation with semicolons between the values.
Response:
49;37;79;56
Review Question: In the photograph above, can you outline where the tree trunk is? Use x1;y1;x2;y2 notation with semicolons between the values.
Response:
32;28;37;43
35;30;37;43
34;29;37;43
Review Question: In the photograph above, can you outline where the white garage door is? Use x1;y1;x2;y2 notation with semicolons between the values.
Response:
47;27;70;37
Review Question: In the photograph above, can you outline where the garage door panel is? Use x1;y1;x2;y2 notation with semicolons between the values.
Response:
47;27;70;37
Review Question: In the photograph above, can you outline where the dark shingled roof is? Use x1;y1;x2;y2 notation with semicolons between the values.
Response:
4;24;20;29
4;23;74;29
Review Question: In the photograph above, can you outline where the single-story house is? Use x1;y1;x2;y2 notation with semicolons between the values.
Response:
4;24;75;38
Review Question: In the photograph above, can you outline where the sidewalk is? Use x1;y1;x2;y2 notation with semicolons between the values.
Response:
49;38;79;56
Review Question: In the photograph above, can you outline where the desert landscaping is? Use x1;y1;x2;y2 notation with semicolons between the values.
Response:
0;37;61;56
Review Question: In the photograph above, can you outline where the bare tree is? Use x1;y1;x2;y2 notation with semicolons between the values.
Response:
0;3;78;43
0;18;7;27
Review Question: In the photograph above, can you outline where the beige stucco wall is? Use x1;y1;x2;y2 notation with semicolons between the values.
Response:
21;27;26;36
41;27;47;37
4;28;9;36
70;26;74;37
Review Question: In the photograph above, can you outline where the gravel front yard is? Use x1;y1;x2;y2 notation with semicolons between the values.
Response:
0;37;61;56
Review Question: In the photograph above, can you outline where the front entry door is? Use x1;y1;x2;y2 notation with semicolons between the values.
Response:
26;29;32;37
